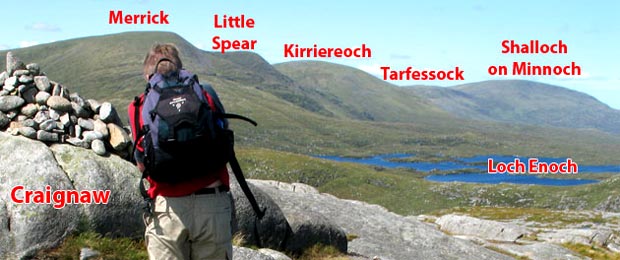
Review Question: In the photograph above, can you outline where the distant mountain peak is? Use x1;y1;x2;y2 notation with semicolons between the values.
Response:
411;80;620;133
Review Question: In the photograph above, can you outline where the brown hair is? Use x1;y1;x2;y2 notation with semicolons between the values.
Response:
142;43;183;79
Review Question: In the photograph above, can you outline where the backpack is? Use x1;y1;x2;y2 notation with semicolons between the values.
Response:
128;67;264;218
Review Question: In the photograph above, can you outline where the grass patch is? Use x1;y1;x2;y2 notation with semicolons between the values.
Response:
346;234;359;242
539;172;617;181
295;244;348;260
232;232;247;247
563;243;620;260
433;206;607;227
37;232;147;260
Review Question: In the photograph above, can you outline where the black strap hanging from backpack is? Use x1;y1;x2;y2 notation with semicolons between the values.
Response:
200;85;264;218
230;153;265;219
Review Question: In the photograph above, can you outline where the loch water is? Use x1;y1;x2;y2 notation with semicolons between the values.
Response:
317;154;619;186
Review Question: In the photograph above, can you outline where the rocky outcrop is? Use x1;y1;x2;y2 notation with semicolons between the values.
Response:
0;133;80;259
537;228;614;247
4;125;615;259
490;242;583;260
231;181;291;250
596;194;620;212
436;214;531;242
233;246;291;260
0;132;142;259
0;52;130;157
431;211;620;259
50;144;143;237
0;53;138;258
284;209;347;254
247;180;512;260
257;248;292;260
232;180;348;256
233;246;277;260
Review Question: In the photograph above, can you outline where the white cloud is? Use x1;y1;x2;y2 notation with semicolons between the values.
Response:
0;44;10;50
25;23;60;32
20;41;39;48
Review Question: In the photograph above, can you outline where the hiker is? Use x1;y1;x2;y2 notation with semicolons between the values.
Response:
130;43;233;259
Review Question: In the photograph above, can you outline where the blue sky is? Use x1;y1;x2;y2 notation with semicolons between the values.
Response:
3;0;619;109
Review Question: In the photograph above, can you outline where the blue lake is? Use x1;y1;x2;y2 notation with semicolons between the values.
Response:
317;154;620;186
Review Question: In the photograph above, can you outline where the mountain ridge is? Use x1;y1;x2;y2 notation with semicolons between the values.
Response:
1;31;619;162
274;60;455;123
408;80;620;134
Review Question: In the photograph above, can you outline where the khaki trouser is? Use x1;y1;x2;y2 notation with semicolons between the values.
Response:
144;191;233;260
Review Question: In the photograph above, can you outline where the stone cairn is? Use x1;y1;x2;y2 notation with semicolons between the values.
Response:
0;52;131;157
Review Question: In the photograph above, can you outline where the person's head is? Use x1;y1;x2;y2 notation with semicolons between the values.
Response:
142;43;183;81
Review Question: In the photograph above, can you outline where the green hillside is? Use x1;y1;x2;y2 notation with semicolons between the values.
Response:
274;61;454;122
410;80;620;134
0;31;307;117
1;31;619;164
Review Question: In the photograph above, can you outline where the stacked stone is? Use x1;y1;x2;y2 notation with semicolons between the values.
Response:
0;52;131;156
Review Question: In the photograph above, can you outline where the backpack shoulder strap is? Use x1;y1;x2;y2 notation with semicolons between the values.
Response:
201;84;230;127
128;95;143;143
127;83;151;162
201;84;225;112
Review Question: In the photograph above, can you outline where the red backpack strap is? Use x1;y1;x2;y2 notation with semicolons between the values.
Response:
128;93;145;146
202;89;216;111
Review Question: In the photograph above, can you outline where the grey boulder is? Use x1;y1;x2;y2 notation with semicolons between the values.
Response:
0;132;80;259
249;180;512;260
0;96;25;112
50;143;143;237
284;209;347;254
436;214;531;242
231;181;291;251
491;242;584;260
233;246;275;260
0;133;144;259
